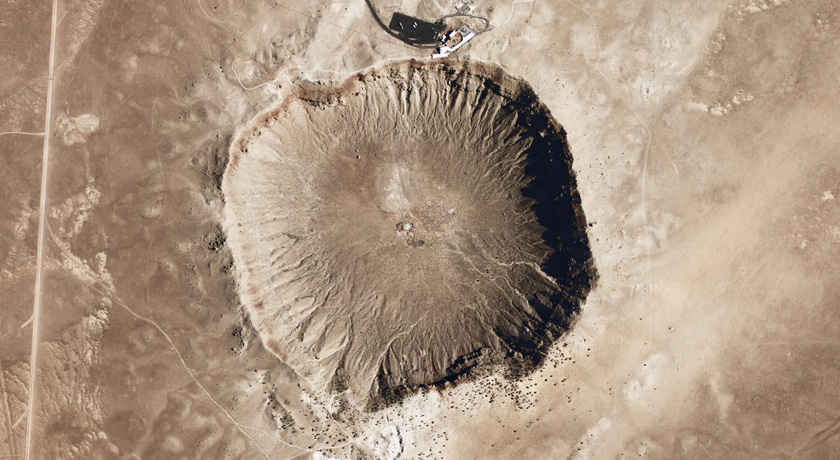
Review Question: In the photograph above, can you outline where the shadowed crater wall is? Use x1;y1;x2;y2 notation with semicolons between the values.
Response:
222;59;596;410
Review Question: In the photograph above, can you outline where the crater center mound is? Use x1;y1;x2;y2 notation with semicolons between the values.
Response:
223;59;595;409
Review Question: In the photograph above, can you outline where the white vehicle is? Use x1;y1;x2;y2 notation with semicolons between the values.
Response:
432;25;476;58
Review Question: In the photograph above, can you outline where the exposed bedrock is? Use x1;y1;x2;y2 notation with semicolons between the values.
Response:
222;58;596;410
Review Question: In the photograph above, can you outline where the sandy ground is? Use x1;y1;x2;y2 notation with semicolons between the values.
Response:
1;0;839;459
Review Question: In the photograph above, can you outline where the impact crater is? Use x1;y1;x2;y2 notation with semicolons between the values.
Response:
223;59;595;409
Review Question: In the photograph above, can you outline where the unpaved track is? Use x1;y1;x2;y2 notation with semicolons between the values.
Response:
24;0;59;458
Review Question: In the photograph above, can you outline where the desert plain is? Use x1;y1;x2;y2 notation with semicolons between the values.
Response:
1;0;840;459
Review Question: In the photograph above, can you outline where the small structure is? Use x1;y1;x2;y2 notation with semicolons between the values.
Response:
431;25;476;59
389;12;445;45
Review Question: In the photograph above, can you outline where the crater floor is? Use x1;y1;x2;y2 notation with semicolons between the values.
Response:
222;59;596;409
